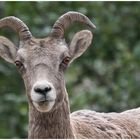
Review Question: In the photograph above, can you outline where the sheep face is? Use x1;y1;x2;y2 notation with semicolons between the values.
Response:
0;30;92;113
16;37;69;112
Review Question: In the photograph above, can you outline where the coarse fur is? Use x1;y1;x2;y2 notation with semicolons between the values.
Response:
1;13;140;139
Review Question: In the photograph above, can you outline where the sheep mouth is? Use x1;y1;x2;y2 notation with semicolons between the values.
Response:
32;96;55;103
37;100;46;106
36;99;54;105
32;99;55;112
32;97;55;106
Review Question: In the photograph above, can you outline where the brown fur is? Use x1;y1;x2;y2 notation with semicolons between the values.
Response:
71;108;140;138
28;96;74;138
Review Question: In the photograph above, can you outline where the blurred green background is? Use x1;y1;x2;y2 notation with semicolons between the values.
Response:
0;1;140;138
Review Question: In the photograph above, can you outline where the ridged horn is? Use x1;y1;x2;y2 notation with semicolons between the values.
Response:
0;16;32;41
51;11;96;38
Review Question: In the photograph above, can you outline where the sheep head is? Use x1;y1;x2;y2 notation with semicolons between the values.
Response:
0;12;95;112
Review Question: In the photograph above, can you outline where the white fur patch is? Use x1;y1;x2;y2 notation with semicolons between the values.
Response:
31;80;56;112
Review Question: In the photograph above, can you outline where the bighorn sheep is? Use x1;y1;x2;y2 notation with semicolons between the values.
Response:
0;11;140;138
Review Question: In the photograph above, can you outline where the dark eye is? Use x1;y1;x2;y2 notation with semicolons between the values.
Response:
15;60;23;68
62;57;70;65
60;56;70;70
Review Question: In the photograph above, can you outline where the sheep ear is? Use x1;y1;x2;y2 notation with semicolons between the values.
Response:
0;36;17;63
68;30;93;62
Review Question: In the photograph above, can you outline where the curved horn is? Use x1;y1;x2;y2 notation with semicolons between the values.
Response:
0;16;32;41
51;11;96;38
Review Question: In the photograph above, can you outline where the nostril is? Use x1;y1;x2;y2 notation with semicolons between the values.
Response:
44;87;51;92
34;87;42;93
34;86;52;95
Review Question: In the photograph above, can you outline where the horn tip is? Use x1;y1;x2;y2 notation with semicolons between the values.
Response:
92;24;96;29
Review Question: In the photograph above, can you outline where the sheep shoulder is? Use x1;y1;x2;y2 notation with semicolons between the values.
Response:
70;108;140;138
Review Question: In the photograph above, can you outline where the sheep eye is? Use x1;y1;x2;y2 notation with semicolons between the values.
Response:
15;60;23;68
62;57;70;65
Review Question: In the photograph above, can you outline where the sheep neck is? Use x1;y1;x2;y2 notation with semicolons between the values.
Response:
28;95;74;138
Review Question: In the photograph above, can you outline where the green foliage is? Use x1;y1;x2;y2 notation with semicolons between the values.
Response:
0;1;140;138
